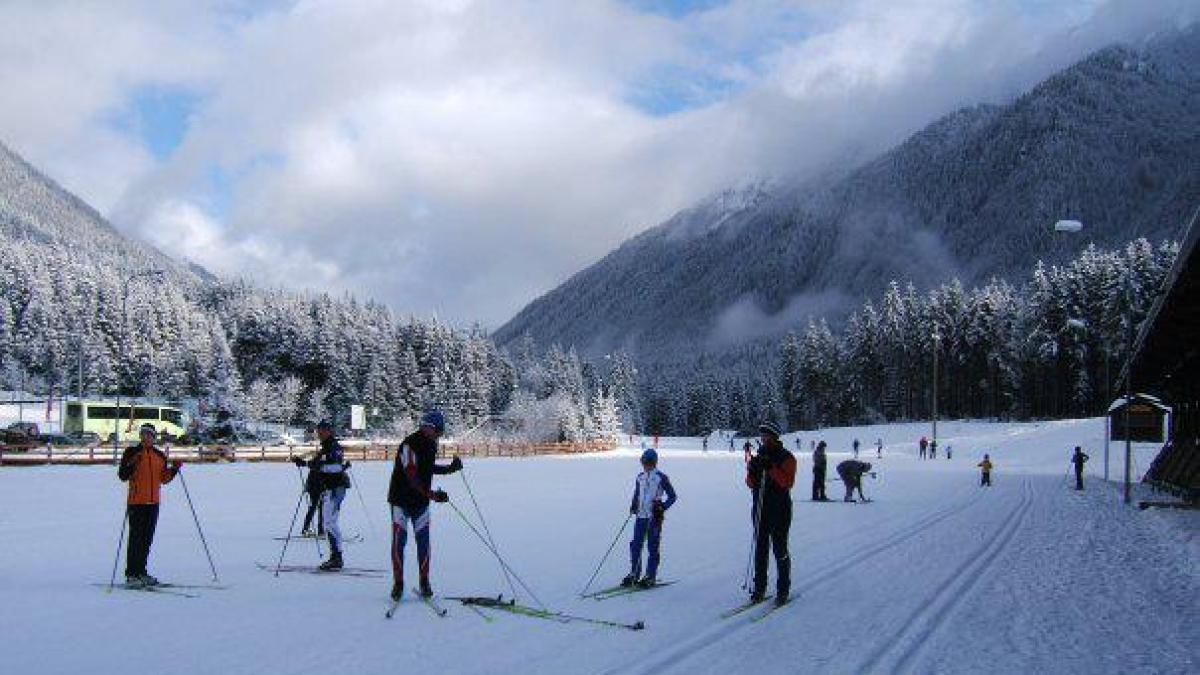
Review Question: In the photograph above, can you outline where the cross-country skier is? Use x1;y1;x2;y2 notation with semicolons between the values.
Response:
622;449;677;589
300;461;325;537
836;459;872;502
930;440;938;460
978;454;993;486
812;440;829;501
919;436;928;460
387;410;463;601
875;438;883;459
117;423;181;587
852;438;860;458
1071;446;1089;490
746;421;796;606
293;420;351;570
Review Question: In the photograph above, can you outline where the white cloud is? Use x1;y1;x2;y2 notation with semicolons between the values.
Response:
0;0;1195;326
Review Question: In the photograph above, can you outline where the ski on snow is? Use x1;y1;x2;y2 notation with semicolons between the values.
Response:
448;596;644;631
256;562;385;577
587;580;677;601
272;533;364;544
414;588;449;617
102;583;199;598
720;594;774;619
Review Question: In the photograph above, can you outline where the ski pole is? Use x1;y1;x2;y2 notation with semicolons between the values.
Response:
460;467;518;601
743;464;766;591
177;467;220;583
347;466;379;540
296;465;322;559
579;512;634;597
446;498;548;610
107;506;129;592
274;485;307;577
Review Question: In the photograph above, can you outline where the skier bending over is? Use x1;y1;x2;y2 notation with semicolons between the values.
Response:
293;420;351;570
1071;446;1089;490
836;460;872;502
622;449;677;588
812;440;829;501
387;410;462;601
746;421;796;606
118;423;182;587
978;454;993;486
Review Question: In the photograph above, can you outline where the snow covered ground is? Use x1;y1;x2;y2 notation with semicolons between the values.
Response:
1;419;1195;675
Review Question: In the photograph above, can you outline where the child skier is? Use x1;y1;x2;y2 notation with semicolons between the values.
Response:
978;454;993;486
623;449;677;588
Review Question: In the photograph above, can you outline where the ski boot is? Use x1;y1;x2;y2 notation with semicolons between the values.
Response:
419;577;433;598
775;588;790;607
125;575;146;589
749;588;766;603
318;552;343;571
138;573;160;587
301;529;315;538
620;574;638;588
637;575;656;589
390;582;403;602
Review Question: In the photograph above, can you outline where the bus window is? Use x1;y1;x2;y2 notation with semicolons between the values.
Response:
134;407;159;420
67;404;82;418
88;406;116;420
161;409;183;426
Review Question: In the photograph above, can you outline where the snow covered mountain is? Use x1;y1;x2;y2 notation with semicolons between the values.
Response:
496;27;1200;358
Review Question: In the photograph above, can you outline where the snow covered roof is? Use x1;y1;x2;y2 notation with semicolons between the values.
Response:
1107;393;1171;414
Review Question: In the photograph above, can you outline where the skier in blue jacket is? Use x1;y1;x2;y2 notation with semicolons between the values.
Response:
622;449;677;588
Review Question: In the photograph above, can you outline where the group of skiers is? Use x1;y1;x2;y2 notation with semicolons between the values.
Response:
114;413;1096;611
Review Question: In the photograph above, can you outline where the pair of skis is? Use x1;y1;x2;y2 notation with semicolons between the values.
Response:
447;595;645;631
720;593;790;622
582;580;676;601
386;588;448;619
96;581;229;599
256;562;386;578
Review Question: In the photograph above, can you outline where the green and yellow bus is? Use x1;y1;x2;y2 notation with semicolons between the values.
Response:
64;400;188;443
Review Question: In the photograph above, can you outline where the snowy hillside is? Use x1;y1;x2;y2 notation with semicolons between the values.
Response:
496;27;1200;358
2;419;1194;674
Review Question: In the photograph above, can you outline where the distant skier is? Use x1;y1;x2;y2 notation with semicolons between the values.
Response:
387;411;463;601
836;459;872;502
1071;446;1089;490
117;423;182;587
729;436;735;452
746;421;796;606
946;445;953;460
623;449;677;588
852;438;860;458
300;460;325;537
919;436;928;460
743;440;753;455
978;454;993;487
875;438;883;459
929;440;938;460
812;440;829;501
293;420;350;571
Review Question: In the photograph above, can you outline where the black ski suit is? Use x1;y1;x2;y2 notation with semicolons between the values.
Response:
747;442;796;598
812;446;827;501
1072;449;1089;490
837;460;871;502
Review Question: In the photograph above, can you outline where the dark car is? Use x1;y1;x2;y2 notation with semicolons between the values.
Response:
6;422;40;441
66;431;101;446
37;433;75;446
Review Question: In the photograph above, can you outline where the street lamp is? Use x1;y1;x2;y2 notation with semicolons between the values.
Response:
112;269;164;456
931;332;941;452
1052;220;1134;503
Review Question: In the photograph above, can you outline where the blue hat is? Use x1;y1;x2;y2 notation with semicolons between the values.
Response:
758;421;782;438
420;410;446;433
641;448;658;465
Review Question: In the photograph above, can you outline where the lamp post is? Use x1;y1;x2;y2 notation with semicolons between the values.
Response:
931;332;941;451
112;270;164;456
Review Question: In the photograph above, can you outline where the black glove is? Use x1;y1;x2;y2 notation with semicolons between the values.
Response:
630;506;638;516
449;456;463;473
342;461;352;470
431;489;449;503
293;458;306;468
747;455;765;474
652;501;665;521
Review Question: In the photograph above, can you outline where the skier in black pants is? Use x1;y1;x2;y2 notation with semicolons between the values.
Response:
812;440;829;501
1071;446;1090;490
837;460;872;502
387;410;462;601
301;464;324;537
746;421;796;606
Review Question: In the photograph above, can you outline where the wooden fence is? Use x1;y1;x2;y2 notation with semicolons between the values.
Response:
0;440;618;467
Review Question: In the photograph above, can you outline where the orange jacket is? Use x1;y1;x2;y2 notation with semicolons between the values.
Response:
118;446;177;505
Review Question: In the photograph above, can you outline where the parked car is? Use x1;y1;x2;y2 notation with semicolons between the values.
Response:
6;422;40;441
66;431;102;446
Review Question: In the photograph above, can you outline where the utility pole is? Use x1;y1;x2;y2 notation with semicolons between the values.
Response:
932;333;940;450
1123;276;1133;505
